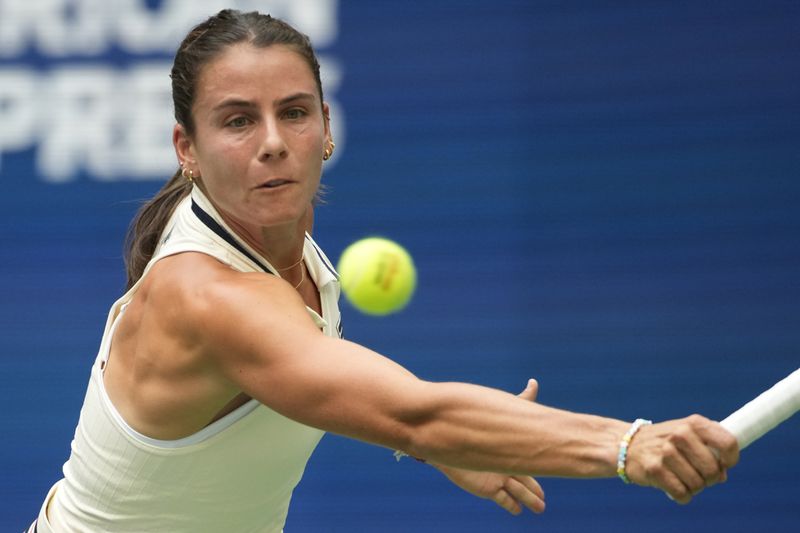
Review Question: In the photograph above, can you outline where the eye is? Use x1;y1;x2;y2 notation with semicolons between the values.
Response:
283;108;307;120
226;116;251;128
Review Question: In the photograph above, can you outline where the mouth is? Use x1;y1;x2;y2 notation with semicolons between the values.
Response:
256;178;294;189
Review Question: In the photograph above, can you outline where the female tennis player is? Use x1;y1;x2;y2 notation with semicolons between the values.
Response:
28;9;738;532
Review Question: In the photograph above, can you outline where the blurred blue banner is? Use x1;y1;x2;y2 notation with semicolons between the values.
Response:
1;1;798;531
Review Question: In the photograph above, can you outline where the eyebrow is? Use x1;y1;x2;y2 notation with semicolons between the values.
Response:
274;92;316;107
210;98;257;115
210;92;317;113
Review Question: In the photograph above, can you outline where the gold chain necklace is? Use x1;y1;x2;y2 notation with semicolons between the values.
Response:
275;252;305;291
292;263;306;290
276;254;304;272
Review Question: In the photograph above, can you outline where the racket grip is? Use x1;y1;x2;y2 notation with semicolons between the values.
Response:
719;368;800;450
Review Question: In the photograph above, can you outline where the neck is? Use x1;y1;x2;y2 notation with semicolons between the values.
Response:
207;203;311;273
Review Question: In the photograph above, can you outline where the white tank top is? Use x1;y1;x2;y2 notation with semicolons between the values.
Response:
46;187;342;532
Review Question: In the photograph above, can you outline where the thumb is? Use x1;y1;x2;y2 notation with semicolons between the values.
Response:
518;378;538;402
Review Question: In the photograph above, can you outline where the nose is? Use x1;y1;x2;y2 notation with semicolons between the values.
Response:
259;118;288;160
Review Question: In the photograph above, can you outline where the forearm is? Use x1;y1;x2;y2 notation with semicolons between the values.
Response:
392;380;739;506
400;381;628;478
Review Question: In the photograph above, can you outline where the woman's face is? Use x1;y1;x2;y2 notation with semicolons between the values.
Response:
176;43;329;234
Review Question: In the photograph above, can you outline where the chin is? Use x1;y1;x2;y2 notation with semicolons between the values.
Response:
255;206;307;227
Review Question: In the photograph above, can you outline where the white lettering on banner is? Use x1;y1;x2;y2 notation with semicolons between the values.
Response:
38;67;117;181
35;65;174;182
0;68;38;164
124;64;186;179
34;64;174;182
0;0;343;182
0;0;338;56
0;59;344;182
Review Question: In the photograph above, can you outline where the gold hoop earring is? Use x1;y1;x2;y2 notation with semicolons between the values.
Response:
323;140;336;161
181;167;194;182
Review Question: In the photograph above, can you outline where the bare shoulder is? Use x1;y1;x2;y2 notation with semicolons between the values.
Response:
141;251;322;367
107;251;326;438
107;251;308;438
135;252;231;342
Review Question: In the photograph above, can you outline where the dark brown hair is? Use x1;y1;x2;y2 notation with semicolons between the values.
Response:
123;9;324;289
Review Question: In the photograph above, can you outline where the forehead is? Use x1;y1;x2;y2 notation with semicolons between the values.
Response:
194;43;319;109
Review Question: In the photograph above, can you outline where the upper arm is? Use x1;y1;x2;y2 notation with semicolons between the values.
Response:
187;261;428;450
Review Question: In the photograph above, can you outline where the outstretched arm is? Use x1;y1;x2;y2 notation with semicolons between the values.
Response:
177;255;738;503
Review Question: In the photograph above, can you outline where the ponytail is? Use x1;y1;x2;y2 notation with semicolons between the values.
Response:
123;170;192;289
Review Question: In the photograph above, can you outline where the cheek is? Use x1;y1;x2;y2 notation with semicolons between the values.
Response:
197;137;249;173
304;137;325;171
291;119;325;148
288;122;310;136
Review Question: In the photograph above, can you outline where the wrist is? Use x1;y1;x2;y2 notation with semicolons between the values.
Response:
616;418;653;483
594;418;631;477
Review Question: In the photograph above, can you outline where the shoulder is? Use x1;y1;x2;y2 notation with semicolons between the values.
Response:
142;251;293;319
139;251;318;361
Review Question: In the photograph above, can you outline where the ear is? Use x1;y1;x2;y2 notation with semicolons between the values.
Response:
173;123;196;169
322;102;332;143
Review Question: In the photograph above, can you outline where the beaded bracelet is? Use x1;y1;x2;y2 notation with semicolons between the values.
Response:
616;418;653;483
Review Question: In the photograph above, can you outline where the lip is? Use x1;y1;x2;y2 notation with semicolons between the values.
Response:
255;178;295;190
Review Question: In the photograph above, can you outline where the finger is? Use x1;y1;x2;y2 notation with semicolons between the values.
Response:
656;468;694;505
630;436;694;504
517;378;539;402
661;441;706;495
669;423;722;486
492;488;522;515
687;415;740;469
505;476;546;514
513;474;545;501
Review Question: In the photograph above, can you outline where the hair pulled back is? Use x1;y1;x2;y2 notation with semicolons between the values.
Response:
123;10;323;289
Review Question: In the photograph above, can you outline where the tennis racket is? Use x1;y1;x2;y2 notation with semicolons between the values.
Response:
719;367;800;450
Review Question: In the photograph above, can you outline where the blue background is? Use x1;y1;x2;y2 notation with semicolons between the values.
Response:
2;1;798;531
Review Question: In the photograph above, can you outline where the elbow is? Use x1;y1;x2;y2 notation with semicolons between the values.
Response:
391;382;459;462
402;420;470;466
400;422;431;460
388;408;432;460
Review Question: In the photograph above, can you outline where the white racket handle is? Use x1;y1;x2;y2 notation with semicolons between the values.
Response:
719;368;800;450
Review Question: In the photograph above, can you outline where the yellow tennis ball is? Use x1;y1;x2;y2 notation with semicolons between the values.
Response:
337;237;417;316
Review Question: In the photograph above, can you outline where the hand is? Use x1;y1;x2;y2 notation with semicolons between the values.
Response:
624;414;740;504
434;379;546;515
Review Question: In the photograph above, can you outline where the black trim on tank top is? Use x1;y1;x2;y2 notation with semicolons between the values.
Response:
190;198;344;339
190;199;274;275
309;238;338;279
